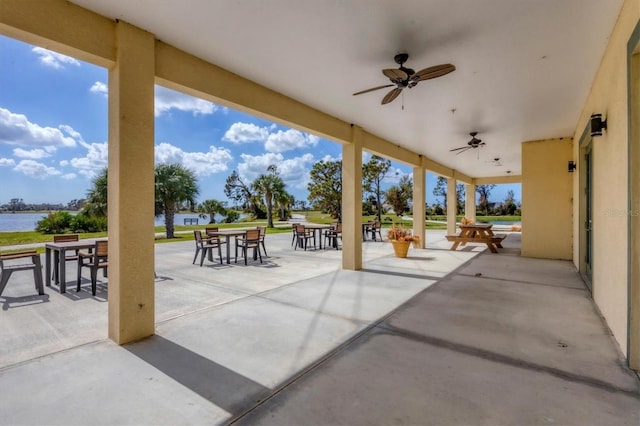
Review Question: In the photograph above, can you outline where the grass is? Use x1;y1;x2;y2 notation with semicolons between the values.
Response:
0;211;455;250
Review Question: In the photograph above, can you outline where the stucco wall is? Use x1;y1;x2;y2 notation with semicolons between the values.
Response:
522;138;573;260
571;0;639;355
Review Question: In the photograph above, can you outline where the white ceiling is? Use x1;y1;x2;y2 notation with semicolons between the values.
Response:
71;0;623;178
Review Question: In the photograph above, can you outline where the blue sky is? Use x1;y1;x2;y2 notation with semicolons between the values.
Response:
0;35;520;208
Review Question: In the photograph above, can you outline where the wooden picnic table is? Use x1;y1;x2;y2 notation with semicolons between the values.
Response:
445;223;507;253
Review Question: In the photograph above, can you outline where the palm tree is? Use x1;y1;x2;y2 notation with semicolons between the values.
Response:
252;170;286;228
198;199;226;224
83;168;108;218
155;163;199;238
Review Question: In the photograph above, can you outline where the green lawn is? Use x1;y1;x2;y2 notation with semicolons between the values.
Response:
0;211;455;250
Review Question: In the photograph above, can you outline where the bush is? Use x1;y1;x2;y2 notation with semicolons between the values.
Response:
35;211;107;234
223;209;240;223
36;212;74;234
70;214;108;232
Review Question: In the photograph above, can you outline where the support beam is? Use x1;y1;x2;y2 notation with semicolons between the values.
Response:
474;175;522;185
107;22;156;344
465;184;476;223
342;126;363;270
0;0;115;67
447;178;457;235
413;166;426;248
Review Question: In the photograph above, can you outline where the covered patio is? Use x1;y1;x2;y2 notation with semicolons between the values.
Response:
0;232;638;424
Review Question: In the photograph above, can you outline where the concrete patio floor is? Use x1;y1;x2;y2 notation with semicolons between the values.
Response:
0;230;638;425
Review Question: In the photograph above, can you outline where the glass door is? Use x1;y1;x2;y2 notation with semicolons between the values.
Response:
584;147;593;287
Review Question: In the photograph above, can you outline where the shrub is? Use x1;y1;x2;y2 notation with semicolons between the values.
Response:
36;212;74;234
70;214;108;232
223;209;240;223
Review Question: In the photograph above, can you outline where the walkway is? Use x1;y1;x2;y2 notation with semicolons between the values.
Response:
0;231;637;425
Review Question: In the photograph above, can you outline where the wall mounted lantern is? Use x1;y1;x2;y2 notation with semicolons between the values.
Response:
590;113;607;137
568;160;576;173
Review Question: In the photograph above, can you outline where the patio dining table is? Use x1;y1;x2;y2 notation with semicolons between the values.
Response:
299;224;333;250
207;229;251;264
45;239;103;293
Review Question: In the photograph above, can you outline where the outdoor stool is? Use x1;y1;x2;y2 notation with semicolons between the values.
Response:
0;250;44;297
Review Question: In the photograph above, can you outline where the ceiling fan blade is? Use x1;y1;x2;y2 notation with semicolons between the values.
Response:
381;88;403;105
411;64;456;82
456;147;472;155
352;84;395;96
449;146;468;152
382;68;408;82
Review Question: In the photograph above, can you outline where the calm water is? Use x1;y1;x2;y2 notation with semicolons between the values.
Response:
0;212;222;232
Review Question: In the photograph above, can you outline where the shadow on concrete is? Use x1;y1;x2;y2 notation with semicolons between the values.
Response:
126;335;271;415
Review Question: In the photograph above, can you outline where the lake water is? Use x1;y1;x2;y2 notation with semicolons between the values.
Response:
0;212;223;232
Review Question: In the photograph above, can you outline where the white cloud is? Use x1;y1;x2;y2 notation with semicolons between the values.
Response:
223;122;270;144
61;173;77;180
321;154;342;162
155;142;233;177
13;160;61;178
0;108;77;148
13;148;51;159
32;47;80;69
238;152;315;190
155;86;217;117
265;129;319;153
90;81;108;97
0;158;15;167
69;142;108;178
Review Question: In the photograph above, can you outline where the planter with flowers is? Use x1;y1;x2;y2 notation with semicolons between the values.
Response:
387;224;421;258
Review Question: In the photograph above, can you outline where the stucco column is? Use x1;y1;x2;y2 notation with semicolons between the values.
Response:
342;125;363;270
108;22;156;344
412;166;426;248
446;178;457;235
465;184;476;222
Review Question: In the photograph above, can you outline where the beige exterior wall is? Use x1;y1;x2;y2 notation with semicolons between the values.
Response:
522;138;573;260
571;0;639;357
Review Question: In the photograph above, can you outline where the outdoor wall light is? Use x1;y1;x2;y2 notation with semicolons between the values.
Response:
590;113;607;137
568;160;576;173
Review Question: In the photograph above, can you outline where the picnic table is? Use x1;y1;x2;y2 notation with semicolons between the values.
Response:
445;223;507;253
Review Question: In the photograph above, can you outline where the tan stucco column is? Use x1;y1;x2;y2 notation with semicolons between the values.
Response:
412;166;426;248
465;184;476;222
342;126;363;270
446;178;457;234
107;22;156;344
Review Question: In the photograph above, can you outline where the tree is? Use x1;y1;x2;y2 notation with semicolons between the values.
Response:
252;165;287;228
224;170;265;219
307;159;342;220
503;190;518;215
433;177;465;214
385;175;413;216
433;177;447;211
275;190;293;221
82;168;108;218
155;163;200;238
362;155;391;221
476;184;496;215
456;183;465;215
198;199;226;224
8;198;26;212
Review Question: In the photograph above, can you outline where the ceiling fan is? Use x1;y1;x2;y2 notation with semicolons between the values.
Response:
450;132;486;155
352;53;455;105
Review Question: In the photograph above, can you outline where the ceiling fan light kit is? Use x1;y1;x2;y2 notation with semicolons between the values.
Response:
353;53;455;105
